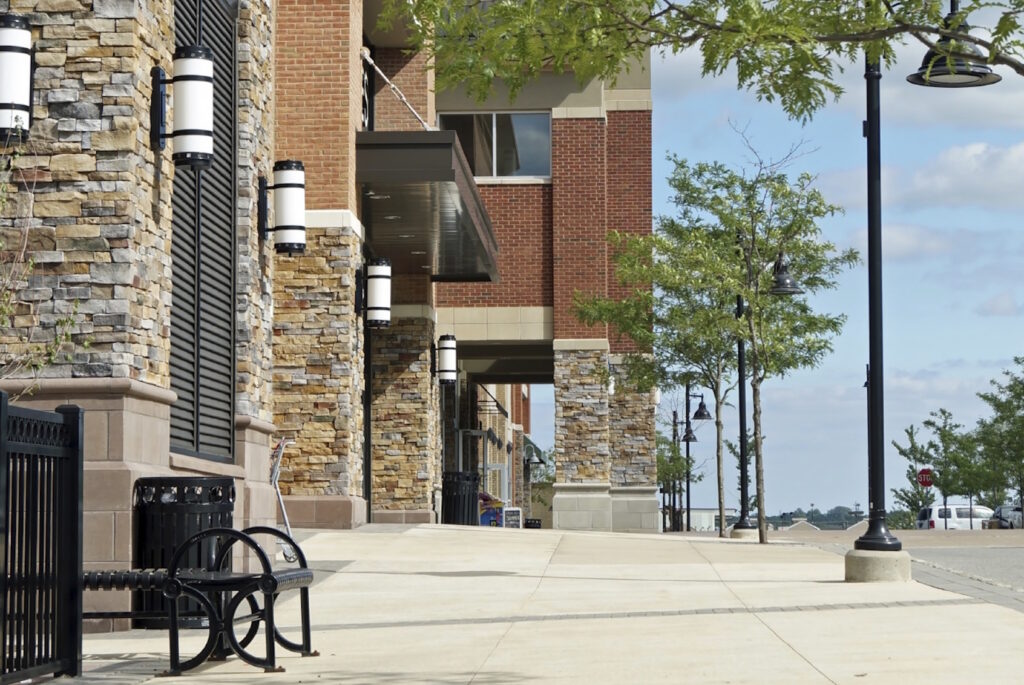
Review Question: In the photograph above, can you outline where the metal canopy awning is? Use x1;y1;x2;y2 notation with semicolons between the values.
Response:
356;130;500;282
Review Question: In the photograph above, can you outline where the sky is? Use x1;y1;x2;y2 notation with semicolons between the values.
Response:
529;35;1024;515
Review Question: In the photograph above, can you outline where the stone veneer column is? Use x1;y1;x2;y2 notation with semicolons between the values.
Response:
370;304;440;523
552;343;612;531
608;357;659;533
273;211;365;528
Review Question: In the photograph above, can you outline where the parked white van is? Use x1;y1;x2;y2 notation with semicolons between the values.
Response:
916;504;994;530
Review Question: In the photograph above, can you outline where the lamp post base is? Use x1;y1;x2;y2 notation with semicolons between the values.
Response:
844;549;911;582
730;527;759;540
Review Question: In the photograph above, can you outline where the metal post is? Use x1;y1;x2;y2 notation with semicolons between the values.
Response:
362;267;373;523
854;56;901;552
735;295;753;529
671;410;679;532
685;383;692;532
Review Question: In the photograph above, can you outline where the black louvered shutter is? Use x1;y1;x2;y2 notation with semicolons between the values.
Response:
170;0;237;461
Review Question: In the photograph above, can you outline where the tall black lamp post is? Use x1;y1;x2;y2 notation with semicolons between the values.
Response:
734;257;803;533
683;382;712;531
855;0;998;552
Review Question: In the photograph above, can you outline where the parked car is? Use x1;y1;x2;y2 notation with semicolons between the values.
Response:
916;504;994;530
992;505;1023;529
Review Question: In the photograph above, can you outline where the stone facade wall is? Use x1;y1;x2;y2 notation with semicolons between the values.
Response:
371;311;439;518
608;363;656;487
272;226;363;496
236;0;277;423
553;348;610;483
1;0;275;413
1;0;177;387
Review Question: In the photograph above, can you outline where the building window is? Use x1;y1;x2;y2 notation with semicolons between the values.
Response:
439;112;551;178
169;0;238;462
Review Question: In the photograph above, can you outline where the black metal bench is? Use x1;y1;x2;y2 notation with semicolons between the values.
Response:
82;526;317;675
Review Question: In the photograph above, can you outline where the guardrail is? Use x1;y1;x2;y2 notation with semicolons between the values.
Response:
0;391;83;684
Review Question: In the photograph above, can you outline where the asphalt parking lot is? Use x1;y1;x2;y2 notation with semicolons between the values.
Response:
777;527;1024;611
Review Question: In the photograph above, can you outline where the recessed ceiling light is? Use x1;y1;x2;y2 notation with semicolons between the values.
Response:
420;265;431;269
384;215;401;221
411;250;427;255
398;234;415;239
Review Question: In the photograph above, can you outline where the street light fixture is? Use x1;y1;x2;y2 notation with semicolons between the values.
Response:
684;382;711;532
854;0;998;557
906;1;1001;88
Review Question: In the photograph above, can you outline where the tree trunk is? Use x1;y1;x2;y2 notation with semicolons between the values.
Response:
715;388;726;537
751;376;767;543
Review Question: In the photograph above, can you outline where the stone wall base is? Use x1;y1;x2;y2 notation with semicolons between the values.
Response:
282;495;368;529
372;509;436;524
610;486;660;533
552;483;611;531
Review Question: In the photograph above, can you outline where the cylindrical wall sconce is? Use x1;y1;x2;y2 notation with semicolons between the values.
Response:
366;257;391;328
171;45;214;167
151;45;214;166
0;14;32;144
438;334;457;384
258;160;306;255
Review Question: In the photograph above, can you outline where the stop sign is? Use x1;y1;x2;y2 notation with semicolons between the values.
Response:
917;468;934;488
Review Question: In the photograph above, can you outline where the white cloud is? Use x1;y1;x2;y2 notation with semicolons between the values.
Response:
821;141;1024;212
975;291;1022;317
845;223;956;262
893;142;1024;210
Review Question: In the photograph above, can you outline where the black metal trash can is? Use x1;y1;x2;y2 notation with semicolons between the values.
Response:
441;471;479;526
132;476;235;628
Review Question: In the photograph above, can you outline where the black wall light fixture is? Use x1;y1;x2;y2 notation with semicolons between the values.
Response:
151;45;215;167
437;334;457;384
258;160;306;255
0;14;33;144
362;257;392;328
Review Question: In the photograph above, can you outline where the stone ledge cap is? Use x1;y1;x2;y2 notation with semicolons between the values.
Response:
609;486;659;495
235;414;276;435
0;378;176;405
553;482;611;495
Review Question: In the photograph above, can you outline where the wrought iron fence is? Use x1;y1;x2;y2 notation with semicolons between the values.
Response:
0;391;83;683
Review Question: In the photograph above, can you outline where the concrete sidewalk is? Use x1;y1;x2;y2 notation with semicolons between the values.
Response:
80;524;1024;683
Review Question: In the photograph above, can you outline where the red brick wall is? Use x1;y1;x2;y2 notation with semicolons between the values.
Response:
437;184;553;307
552;118;607;339
276;0;361;210
373;48;434;131
393;274;433;306
607;110;652;353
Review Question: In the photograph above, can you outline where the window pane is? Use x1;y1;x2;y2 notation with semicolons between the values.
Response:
495;113;550;176
440;113;493;176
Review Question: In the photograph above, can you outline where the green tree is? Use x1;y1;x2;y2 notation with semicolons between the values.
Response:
392;0;1024;121
893;410;979;528
890;464;936;517
575;214;737;536
886;510;916;530
714;153;856;542
976;357;1024;508
579;150;856;542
